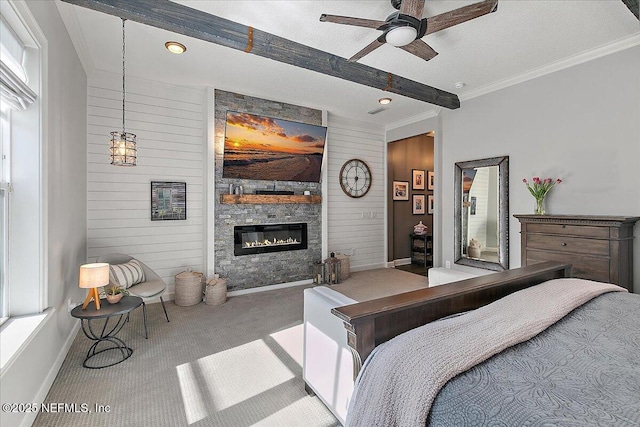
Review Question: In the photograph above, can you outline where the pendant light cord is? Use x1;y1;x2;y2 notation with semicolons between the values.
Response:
121;18;126;133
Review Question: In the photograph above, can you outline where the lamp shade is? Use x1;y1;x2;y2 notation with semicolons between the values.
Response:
79;263;110;289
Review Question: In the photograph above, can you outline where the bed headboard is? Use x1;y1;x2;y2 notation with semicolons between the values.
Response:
332;261;571;378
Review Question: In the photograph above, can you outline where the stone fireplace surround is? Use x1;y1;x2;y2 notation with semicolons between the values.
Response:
214;90;322;291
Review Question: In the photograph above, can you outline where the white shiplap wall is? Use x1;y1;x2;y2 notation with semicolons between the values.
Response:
326;114;386;271
86;72;206;294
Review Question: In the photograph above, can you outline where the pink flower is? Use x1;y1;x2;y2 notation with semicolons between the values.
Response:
523;176;562;201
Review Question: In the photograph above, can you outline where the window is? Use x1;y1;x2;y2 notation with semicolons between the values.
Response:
0;108;8;324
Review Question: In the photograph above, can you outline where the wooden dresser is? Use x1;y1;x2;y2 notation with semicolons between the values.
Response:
514;215;639;291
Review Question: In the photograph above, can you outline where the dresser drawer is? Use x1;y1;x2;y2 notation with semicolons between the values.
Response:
526;223;609;238
526;234;609;256
525;251;610;283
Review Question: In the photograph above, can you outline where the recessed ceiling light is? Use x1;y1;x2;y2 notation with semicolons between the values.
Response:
454;82;465;89
378;97;392;105
165;41;187;54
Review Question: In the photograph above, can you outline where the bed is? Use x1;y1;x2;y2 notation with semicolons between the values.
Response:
331;261;640;426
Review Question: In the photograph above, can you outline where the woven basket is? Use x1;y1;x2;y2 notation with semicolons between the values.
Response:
193;271;207;294
205;278;227;306
175;271;203;306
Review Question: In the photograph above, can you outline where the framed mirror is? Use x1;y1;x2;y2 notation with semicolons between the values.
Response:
454;156;509;271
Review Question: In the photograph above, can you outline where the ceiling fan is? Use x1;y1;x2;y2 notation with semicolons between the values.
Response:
320;0;498;62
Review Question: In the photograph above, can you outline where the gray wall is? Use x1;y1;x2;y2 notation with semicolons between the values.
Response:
439;46;640;291
0;2;87;426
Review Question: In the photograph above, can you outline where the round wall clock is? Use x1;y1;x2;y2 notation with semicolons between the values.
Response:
339;158;372;198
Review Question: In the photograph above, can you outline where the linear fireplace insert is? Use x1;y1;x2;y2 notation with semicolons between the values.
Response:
234;223;308;256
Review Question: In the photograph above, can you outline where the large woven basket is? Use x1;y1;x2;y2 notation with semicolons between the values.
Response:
175;271;203;306
205;278;227;306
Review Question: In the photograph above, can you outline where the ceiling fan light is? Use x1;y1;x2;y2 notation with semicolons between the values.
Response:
385;26;417;47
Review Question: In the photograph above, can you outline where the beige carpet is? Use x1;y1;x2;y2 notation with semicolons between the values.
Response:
331;267;429;301
33;268;421;427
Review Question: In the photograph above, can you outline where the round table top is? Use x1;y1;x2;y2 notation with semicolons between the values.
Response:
71;296;143;319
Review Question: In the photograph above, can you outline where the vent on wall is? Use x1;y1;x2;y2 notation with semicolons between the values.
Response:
367;107;387;115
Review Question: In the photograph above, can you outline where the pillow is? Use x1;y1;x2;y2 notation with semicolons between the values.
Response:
109;259;145;289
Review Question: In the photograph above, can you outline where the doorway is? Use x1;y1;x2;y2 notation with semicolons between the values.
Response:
387;132;435;276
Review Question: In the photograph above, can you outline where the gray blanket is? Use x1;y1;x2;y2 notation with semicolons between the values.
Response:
429;290;640;427
346;278;626;427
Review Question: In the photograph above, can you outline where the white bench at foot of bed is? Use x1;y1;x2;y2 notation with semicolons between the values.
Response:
303;286;357;425
428;267;478;286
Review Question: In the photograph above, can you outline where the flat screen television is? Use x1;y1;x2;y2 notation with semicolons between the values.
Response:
222;111;327;183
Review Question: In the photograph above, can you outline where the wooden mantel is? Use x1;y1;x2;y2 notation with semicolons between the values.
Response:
220;194;322;204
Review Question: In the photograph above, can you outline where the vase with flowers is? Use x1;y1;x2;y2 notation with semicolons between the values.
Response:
523;176;562;215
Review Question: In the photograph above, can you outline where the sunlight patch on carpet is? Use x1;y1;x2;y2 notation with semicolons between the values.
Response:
176;362;210;424
177;339;296;423
249;396;334;426
270;323;303;367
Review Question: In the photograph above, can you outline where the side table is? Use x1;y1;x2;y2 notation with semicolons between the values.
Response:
71;296;144;369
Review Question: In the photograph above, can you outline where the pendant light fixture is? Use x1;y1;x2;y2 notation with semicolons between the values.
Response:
110;18;136;166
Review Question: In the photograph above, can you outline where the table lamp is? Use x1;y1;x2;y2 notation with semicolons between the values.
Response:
79;263;109;310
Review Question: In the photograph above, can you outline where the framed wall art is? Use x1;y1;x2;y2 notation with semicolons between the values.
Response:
413;194;425;215
151;181;187;221
427;170;435;190
412;169;425;190
427;195;434;215
392;181;409;201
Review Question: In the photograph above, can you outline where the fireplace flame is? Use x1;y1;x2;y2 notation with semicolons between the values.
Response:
244;237;299;248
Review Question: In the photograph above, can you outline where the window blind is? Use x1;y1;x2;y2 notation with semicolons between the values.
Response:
0;17;36;111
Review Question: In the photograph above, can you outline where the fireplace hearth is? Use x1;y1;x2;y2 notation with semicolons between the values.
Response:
234;223;308;256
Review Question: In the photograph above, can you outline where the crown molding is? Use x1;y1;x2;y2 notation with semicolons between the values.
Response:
461;33;640;103
385;108;441;132
55;0;96;76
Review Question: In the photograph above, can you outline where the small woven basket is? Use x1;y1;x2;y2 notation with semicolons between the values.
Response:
175;271;203;306
205;277;227;306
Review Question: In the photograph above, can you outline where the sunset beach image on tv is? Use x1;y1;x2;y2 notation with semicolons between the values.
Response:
222;111;327;182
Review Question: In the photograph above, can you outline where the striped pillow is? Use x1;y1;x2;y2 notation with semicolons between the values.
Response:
109;259;145;289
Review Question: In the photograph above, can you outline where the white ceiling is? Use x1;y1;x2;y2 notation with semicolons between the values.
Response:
57;0;640;127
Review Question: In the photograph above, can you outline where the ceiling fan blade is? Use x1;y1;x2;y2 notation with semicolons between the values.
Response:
320;14;385;29
400;39;438;61
349;38;385;62
400;0;425;19
426;0;499;35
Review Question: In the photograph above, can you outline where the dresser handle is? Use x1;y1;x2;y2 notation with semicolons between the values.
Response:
561;242;567;246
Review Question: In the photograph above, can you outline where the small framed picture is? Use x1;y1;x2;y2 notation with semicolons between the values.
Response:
427;171;435;190
470;196;477;215
151;181;187;220
427;195;434;215
413;194;425;215
393;181;409;201
412;169;425;190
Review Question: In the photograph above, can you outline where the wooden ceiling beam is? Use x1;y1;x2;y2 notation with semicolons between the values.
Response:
60;0;460;109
